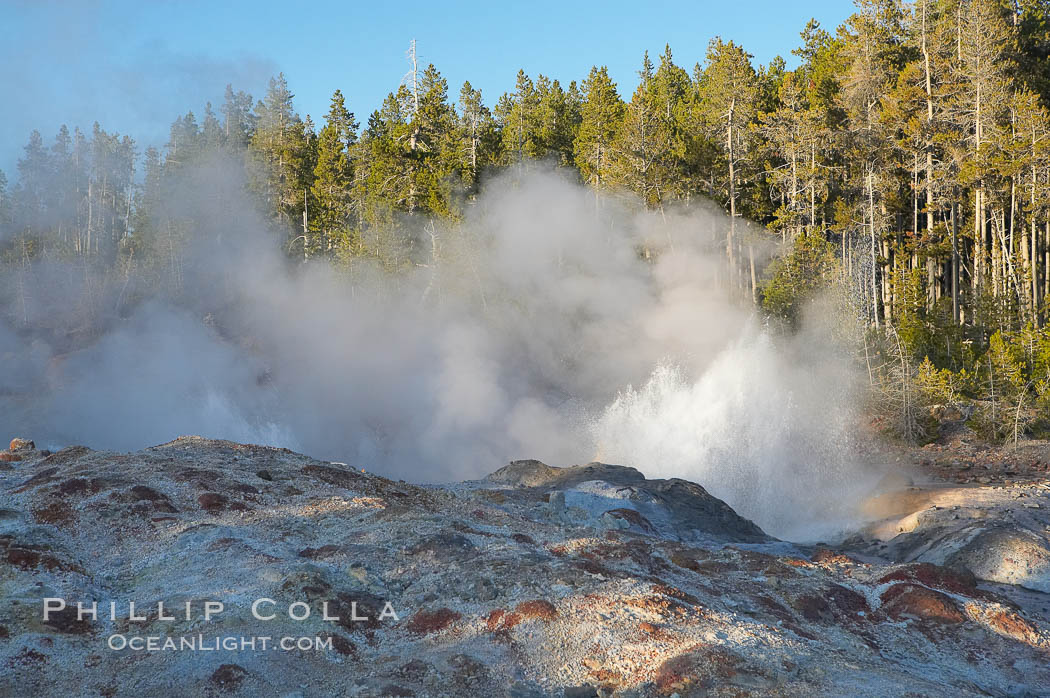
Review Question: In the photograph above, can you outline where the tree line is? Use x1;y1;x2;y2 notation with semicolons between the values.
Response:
6;0;1050;442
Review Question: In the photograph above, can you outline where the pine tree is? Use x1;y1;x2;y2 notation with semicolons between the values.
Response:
166;112;201;167
128;145;163;259
354;93;414;265
221;84;256;149
14;130;49;227
48;125;74;233
947;0;1014;302
455;81;499;191
1015;0;1050;106
82;123;136;260
404;64;456;215
699;38;761;291
574;66;624;187
497;70;542;163
534;75;580;165
1000;90;1044;321
310;90;359;257
650;45;693;199
761;75;830;241
70;127;89;254
839;0;910;327
1012;89;1050;323
250;73;313;235
610;53;665;207
201;103;224;152
880;59;932;314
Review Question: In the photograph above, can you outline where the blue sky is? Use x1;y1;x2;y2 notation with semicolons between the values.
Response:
0;0;854;175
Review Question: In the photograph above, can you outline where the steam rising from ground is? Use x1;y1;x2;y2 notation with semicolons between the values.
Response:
0;163;879;539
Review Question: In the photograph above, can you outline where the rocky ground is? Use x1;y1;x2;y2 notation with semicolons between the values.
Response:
1;434;1049;697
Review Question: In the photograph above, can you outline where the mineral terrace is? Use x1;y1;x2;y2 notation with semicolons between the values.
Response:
1;436;1049;697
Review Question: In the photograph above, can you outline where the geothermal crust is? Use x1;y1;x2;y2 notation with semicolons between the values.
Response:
1;436;1049;697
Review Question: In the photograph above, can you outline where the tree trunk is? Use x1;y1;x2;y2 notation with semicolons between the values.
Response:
922;0;937;307
952;198;960;324
870;168;880;329
1034;150;1040;325
809;143;816;232
302;189;309;261
1045;219;1050;312
790;151;798;239
974;188;982;292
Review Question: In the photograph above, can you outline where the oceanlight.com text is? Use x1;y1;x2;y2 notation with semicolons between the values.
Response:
107;634;334;652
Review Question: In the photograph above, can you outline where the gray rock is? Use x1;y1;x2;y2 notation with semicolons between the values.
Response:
548;490;567;518
507;681;547;698
487;459;770;543
410;531;476;561
947;526;1050;593
563;686;598;698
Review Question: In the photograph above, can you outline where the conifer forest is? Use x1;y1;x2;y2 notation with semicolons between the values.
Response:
7;0;1050;444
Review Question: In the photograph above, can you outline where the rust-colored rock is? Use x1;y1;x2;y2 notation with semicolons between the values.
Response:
122;485;178;512
197;492;229;511
6;544;85;574
792;593;834;623
653;646;744;694
6;648;48;667
9;438;34;452
825;583;871;619
129;485;166;501
329;633;357;657
783;558;814;568
622;594;689;619
485;608;523;632
56;478;97;497
514;599;558;622
880;584;966;624
44;606;93;635
406;608;461;635
812;548;854;565
986;609;1040;645
298;544;342;559
651;583;699;605
32;500;75;526
484;609;505;631
877;563;977;596
209;664;247;692
637;621;673;642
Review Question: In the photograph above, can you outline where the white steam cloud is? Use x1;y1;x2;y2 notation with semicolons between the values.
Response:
0;161;881;539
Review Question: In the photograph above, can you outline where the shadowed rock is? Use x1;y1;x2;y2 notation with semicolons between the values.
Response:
484;459;770;543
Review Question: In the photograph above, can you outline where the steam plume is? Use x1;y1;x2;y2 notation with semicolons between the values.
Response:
0;160;880;538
